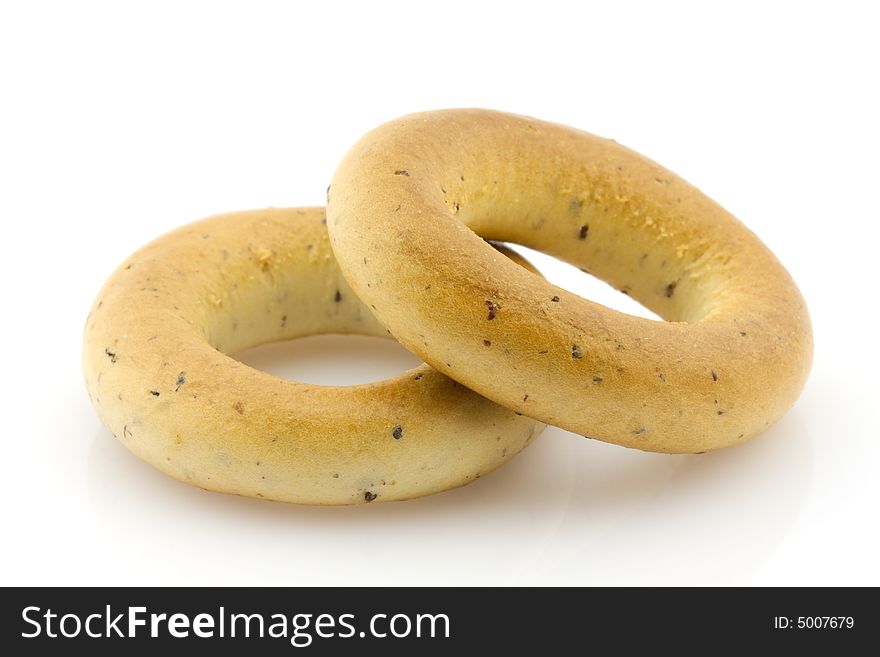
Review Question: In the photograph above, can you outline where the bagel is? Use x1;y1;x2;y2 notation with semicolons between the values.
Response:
82;207;543;504
327;109;812;453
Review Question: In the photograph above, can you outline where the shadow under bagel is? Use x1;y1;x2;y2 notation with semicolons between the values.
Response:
83;394;811;585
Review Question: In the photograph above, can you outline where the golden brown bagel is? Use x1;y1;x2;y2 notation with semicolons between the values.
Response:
82;207;543;504
327;109;812;453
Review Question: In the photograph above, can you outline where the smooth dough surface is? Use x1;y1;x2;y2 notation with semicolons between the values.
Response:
327;109;813;453
82;208;543;504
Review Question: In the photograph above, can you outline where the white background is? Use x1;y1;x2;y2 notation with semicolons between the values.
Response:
1;1;878;585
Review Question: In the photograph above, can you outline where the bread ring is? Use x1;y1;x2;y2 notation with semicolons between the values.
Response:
82;207;543;504
327;109;812;453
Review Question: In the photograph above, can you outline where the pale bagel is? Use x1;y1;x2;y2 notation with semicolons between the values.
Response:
327;109;813;453
82;208;543;504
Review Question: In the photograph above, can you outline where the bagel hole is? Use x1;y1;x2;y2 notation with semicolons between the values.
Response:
233;334;422;386
498;243;661;320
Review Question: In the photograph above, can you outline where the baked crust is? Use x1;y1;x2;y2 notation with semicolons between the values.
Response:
82;207;543;504
327;109;812;453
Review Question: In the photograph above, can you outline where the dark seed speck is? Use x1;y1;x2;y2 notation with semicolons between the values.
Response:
485;299;498;320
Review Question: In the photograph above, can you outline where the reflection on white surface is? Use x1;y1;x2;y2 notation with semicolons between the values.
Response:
522;414;812;585
80;329;812;585
86;423;578;586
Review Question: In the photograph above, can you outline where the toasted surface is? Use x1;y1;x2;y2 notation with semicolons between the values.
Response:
327;109;812;453
82;207;543;504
